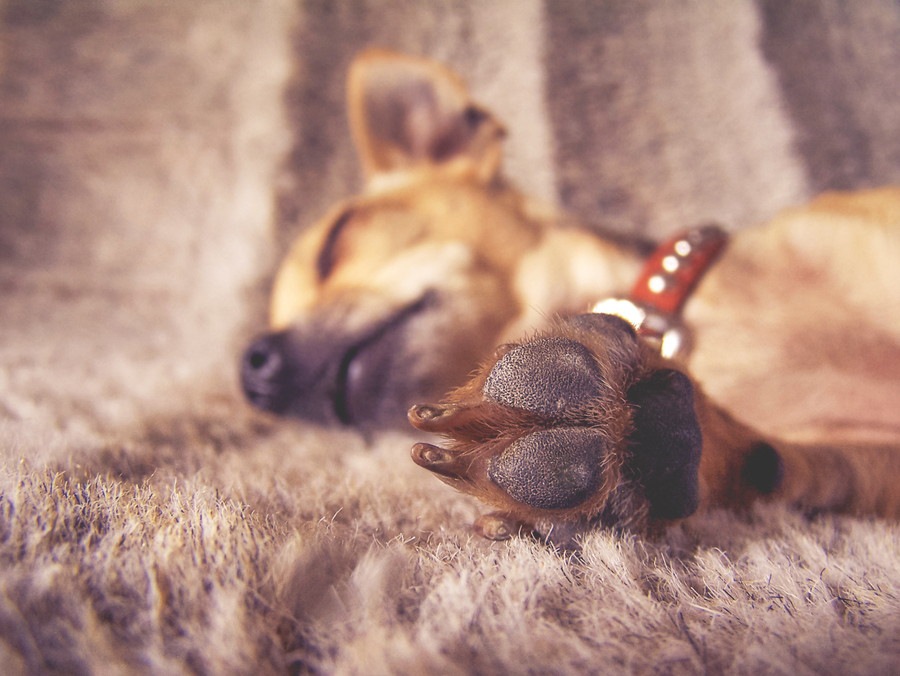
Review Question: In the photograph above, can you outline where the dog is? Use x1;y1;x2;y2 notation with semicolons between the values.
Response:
241;49;900;540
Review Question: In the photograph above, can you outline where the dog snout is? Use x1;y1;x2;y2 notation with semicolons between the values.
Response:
241;333;292;413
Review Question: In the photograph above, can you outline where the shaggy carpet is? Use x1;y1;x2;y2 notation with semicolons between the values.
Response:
1;1;899;674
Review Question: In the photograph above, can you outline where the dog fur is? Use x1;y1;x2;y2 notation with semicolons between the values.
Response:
242;50;900;539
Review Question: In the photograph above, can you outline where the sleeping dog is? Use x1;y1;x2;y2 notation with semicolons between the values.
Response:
241;49;900;540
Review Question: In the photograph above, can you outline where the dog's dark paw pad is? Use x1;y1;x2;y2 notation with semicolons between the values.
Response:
483;337;601;419
741;442;784;495
628;369;703;519
488;427;609;509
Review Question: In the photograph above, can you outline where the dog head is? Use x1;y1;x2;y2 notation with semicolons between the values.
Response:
241;50;562;426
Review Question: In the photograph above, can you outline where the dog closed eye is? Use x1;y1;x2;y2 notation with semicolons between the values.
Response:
317;208;357;281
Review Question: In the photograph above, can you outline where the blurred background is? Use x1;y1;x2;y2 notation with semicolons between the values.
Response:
1;0;898;445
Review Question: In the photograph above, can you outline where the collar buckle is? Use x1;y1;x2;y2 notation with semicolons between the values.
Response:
591;297;691;359
591;224;728;360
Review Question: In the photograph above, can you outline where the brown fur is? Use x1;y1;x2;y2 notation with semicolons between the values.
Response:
245;49;900;538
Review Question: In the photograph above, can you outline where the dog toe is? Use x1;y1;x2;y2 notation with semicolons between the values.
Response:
407;401;489;434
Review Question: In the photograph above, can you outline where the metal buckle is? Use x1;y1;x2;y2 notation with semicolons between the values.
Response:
590;297;691;360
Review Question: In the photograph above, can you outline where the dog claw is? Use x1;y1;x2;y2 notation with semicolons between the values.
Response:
408;403;445;420
410;442;462;477
473;513;520;541
407;402;459;425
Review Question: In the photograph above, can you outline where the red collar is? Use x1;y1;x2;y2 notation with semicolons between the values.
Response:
592;224;728;359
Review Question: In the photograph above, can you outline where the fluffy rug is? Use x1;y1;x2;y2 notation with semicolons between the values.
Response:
2;1;899;673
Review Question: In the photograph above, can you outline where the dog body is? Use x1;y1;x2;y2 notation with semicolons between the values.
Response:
242;50;900;537
684;193;900;445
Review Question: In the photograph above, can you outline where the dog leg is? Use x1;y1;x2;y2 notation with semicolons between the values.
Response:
409;313;790;539
698;396;900;517
762;442;900;517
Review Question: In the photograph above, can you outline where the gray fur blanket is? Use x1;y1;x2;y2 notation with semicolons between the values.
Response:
1;1;899;673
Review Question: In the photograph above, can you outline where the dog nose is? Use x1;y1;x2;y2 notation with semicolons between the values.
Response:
244;334;284;380
241;333;291;412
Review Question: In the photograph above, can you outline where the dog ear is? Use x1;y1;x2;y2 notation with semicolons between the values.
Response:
347;49;505;182
627;369;703;519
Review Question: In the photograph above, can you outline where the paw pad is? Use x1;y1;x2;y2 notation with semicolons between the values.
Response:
488;427;610;509
483;337;602;419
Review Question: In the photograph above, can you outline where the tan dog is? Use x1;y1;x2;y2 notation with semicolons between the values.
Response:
241;49;900;539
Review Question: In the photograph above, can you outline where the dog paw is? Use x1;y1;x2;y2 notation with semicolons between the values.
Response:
409;313;703;540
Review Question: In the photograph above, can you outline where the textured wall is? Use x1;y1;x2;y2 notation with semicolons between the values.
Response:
0;1;294;444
